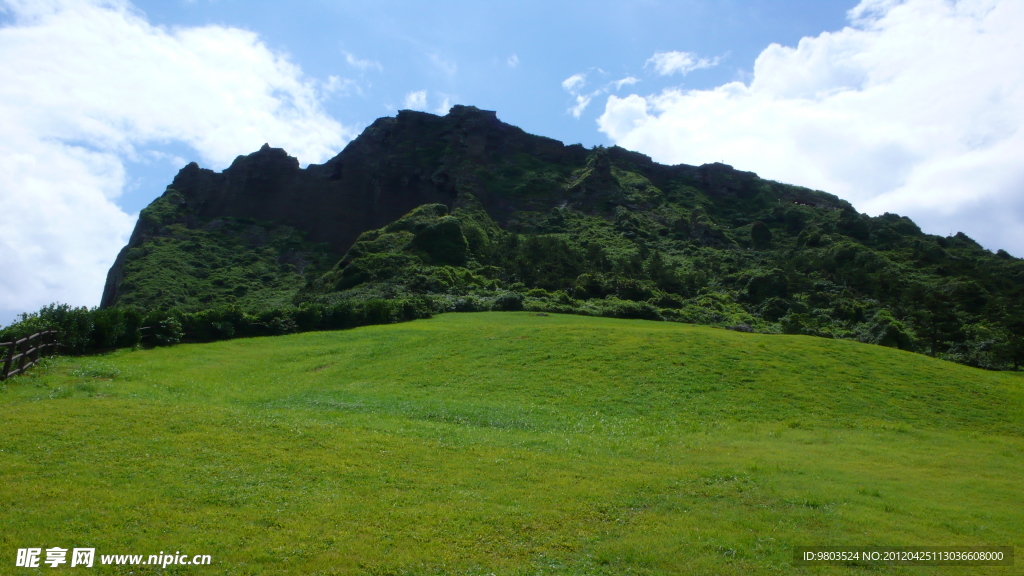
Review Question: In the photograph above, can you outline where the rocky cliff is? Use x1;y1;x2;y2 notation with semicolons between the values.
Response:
103;104;810;309
99;105;1024;369
101;106;585;307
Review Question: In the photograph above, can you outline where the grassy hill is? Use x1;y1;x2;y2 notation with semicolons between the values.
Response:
2;312;1022;574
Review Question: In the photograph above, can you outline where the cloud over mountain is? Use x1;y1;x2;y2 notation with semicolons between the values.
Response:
0;0;353;323
599;0;1024;255
645;51;719;76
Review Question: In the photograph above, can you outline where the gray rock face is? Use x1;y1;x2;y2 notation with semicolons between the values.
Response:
99;105;809;309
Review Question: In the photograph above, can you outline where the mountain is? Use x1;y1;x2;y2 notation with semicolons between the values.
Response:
100;105;1024;369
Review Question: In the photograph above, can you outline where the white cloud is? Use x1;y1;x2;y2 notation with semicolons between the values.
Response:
613;76;640;90
403;90;428;110
599;0;1024;255
561;73;586;91
402;90;453;115
569;94;593;119
435;95;452;115
429;53;457;76
560;72;601;118
562;72;643;118
0;0;354;324
343;50;382;72
560;73;643;119
322;75;359;97
507;53;519;68
645;51;719;76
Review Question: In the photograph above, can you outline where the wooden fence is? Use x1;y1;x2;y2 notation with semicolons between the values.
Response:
1;330;61;380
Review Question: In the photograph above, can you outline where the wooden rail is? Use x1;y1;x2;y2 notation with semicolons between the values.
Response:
1;330;61;380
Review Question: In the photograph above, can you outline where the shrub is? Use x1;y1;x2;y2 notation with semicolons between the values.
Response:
857;310;915;351
751;221;773;249
492;292;524;311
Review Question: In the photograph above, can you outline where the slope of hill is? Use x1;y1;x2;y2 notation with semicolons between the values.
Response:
2;313;1022;574
94;105;1024;369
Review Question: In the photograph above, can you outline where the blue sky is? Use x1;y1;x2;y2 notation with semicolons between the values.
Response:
116;0;853;214
1;0;1022;325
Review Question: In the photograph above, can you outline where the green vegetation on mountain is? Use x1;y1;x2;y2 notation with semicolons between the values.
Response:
3;313;1022;574
6;106;1020;371
291;141;1024;370
111;190;336;311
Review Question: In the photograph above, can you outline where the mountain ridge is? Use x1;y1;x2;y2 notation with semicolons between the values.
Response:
101;104;853;309
98;105;1024;370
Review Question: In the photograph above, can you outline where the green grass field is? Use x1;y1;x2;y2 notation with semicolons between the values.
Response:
2;312;1022;575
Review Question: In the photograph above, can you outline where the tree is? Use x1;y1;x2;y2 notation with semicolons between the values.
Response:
751;221;773;249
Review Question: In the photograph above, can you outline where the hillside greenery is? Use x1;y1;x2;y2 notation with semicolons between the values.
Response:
110;190;337;311
7;142;1024;371
292;147;1024;370
2;313;1022;574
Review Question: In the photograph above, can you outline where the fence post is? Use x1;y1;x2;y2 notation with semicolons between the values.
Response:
17;337;27;374
1;341;12;380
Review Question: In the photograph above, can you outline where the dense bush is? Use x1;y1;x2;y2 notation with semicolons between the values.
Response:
4;284;1022;371
0;298;436;356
